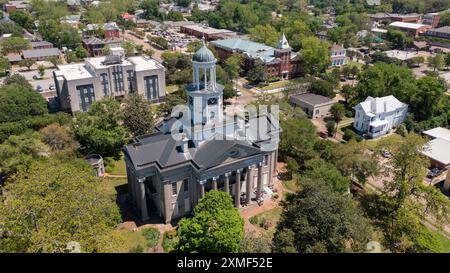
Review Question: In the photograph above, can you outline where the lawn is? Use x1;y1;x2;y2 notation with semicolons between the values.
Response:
166;84;179;94
111;229;149;253
259;77;308;91
249;207;282;236
282;180;299;193
105;153;127;176
429;228;450;253
98;177;128;197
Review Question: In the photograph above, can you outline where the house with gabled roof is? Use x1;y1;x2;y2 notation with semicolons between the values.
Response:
353;95;408;138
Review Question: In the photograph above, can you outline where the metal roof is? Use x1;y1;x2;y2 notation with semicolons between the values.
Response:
422;138;450;165
289;93;335;106
22;48;60;59
423;127;450;142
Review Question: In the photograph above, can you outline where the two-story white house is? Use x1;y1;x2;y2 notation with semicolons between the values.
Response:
330;44;347;67
353;95;408;138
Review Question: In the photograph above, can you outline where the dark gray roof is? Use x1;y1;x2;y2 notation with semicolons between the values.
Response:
289;93;334;106
427;26;450;34
22;48;60;59
83;37;105;45
124;132;262;172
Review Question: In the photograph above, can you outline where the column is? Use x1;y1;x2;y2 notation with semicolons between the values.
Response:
224;172;230;194
246;166;254;204
199;180;206;199
234;169;241;208
138;178;149;221
256;163;263;200
212;177;217;190
444;171;450;192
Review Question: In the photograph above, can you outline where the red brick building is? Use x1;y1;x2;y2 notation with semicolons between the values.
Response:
211;34;302;80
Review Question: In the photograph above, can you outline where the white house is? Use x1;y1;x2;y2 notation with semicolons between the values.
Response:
353;95;408;138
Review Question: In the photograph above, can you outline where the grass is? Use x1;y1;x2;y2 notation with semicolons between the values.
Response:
166;84;179;94
105;153;127;176
249;207;282;236
142;227;160;248
428;228;450;253
259;77;308;91
112;229;148;253
282;180;299;192
98;177;128;197
162;230;178;253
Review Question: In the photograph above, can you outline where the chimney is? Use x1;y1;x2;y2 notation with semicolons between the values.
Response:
180;134;189;153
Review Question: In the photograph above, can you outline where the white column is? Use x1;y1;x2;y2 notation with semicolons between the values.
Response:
224;172;230;194
234;169;241;208
256;162;263;200
138;177;149;221
199;180;206;199
246;165;254;204
212;176;217;190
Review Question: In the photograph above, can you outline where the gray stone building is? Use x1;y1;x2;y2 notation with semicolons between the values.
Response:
53;48;166;113
289;93;336;119
123;41;280;223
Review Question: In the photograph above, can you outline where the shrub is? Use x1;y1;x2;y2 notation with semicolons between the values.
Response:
249;216;258;225
343;129;363;142
259;217;267;228
162;230;178;253
396;124;408;137
142;228;160;248
128;245;144;253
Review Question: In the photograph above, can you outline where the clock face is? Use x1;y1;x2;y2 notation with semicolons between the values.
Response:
208;97;217;105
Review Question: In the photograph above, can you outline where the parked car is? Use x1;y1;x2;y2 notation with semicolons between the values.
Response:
49;83;55;90
318;131;328;139
381;150;392;158
33;75;43;80
35;85;43;92
427;168;443;178
235;89;242;97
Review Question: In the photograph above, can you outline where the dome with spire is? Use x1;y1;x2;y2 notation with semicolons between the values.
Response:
193;40;216;63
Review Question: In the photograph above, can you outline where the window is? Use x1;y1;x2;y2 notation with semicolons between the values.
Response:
144;75;159;101
76;84;95;112
126;70;134;92
100;73;109;96
112;66;124;92
172;183;177;196
183;179;188;192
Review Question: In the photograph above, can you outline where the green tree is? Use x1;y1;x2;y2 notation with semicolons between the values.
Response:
248;24;280;47
330;103;346;124
279;116;317;165
9;10;34;30
75;45;88;59
326;120;336;137
73;98;127;156
300;37;330;75
428;54;445;71
410;76;447;121
47;55;61;67
340;84;355;104
123;94;154;137
375;134;450;252
1;37;30;54
0;56;11;74
272;180;371;253
224;53;242;96
309;79;334;98
40;123;79;156
240;231;271;253
37;64;46;77
176;191;244;253
386;29;411;49
0;83;47;122
247;62;267;84
0;159;121;252
122;41;136;57
3;74;32;89
19;59;36;71
302;158;350;193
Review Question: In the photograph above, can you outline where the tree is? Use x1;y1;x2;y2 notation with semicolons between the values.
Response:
406;56;425;68
428;54;445;71
326;120;336;137
375;134;450;252
224;53;242;96
123;94;154;137
1;37;30;54
176;191;244;253
330;103;346;124
0;56;11;74
73;98;127;156
38;19;81;50
300;37;331;75
410;76;447;121
48;55;61;67
122;41;136;57
309;79;334;98
279;116;317;165
9;10;34;30
40;123;79;156
3;74;32;89
176;0;191;7
0;83;47;122
302;158;350;193
445;53;450;70
0;132;47;176
247;62;268;84
19;59;36;71
248;24;280;47
240;231;271;253
340;84;355;104
386;29;411;49
37;64;46;77
272;180;371;253
140;0;163;21
75;45;88;59
0;159;122;252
